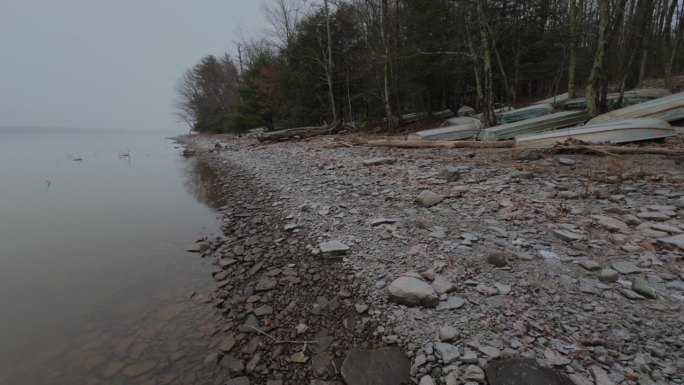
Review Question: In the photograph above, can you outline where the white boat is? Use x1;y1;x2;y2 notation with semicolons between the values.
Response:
480;110;589;141
408;117;483;140
515;118;676;148
587;92;684;125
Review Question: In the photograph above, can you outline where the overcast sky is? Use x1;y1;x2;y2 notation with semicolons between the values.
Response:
0;0;266;131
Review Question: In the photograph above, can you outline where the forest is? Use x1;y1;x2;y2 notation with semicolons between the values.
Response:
174;0;684;133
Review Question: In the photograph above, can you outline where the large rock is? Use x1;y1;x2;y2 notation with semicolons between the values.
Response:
486;252;508;267
485;359;575;385
387;277;439;307
660;233;684;250
363;157;397;166
591;215;629;232
319;240;350;255
434;342;460;364
611;261;641;275
632;278;657;299
341;348;410;385
415;191;443;208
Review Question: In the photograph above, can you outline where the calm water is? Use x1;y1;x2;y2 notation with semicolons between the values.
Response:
0;129;223;384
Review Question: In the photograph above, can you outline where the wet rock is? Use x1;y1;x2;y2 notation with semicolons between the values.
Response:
387;276;439;307
632;278;657;299
341;348;410;385
363;157;397;166
486;252;507;267
121;361;157;378
319;240;350;255
434;342;460;363
485;359;575;385
415;191;443;208
599;268;619;283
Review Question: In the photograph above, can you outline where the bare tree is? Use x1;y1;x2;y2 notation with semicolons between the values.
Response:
586;0;609;116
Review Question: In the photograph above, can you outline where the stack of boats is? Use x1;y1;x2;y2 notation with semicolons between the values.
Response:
563;88;671;110
409;88;683;148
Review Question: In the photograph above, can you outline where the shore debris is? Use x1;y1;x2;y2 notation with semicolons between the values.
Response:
408;117;483;141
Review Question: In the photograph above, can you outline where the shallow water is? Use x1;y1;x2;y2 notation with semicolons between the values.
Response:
0;129;222;384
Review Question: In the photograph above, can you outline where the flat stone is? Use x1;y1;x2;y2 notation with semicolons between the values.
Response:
219;258;238;268
387;276;439;308
439;326;459;341
553;229;585;242
254;305;274;316
612;261;641;275
431;275;455;294
363;157;397;166
415;190;443;207
436;295;466;311
589;366;614;385
222;355;245;374
289;351;309;363
599;268;619;283
621;289;646;300
341;347;410;385
186;242;204;252
592;215;629;232
319;240;350;255
371;218;399;226
486;359;575;385
255;277;277;291
479;346;501;359
649;223;682;233
434;342;460;364
632;278;657;299
636;211;671;221
659;233;684;250
579;259;601;271
218;335;236;352
419;375;436;385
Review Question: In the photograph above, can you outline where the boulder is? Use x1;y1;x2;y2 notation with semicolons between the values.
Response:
387;277;439;307
341;348;410;385
415;191;443;208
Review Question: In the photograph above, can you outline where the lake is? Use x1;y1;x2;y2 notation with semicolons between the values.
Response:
0;128;222;384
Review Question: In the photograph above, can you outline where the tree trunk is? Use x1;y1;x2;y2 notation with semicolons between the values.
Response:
567;0;578;99
465;19;484;117
476;0;496;127
380;0;397;128
586;0;609;116
323;0;337;123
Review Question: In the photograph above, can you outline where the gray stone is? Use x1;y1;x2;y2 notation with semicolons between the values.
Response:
255;277;277;291
254;305;273;316
659;233;684;250
415;191;443;207
239;315;260;333
341;348;410;385
599;268;619;283
222;355;245;375
486;252;507;267
592;215;629;232
485;359;575;385
666;280;684;291
436;296;466;311
621;289;646;300
553;229;585;242
446;372;459;385
419;375;436;385
632;278;657;299
460;350;478;363
558;157;576;166
464;365;485;382
636;211;670;222
431;275;455;294
589;366;615;385
517;150;542;161
371;218;399;226
612;261;641;275
434;342;460;364
439;326;459;341
478;346;501;359
186;242;205;252
439;166;461;182
387;276;439;307
363;157;397;166
579;259;601;271
319;240;350;255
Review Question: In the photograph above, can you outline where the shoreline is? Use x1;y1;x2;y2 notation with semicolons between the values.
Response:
179;133;684;385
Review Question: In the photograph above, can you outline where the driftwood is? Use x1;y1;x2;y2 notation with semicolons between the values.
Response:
367;139;515;149
550;145;684;156
257;121;341;142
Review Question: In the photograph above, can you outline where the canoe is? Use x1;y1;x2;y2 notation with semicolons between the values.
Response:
479;110;590;141
564;88;671;110
493;103;553;124
408;117;483;141
515;118;676;148
587;92;684;126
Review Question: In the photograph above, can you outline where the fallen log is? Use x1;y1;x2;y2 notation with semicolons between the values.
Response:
367;139;514;149
257;121;341;142
549;145;684;156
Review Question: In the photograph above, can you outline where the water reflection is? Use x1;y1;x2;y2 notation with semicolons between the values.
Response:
180;157;226;210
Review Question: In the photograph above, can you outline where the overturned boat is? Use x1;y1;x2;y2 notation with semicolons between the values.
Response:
587;91;684;126
515;118;676;148
564;88;671;110
479;110;589;141
408;117;483;141
534;92;569;107
494;103;553;124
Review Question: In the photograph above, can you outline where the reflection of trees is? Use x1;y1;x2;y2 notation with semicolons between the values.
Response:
180;158;225;209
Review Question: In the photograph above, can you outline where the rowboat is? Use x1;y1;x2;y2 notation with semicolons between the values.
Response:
408;117;483;140
479;110;590;141
564;88;670;110
587;91;684;125
515;118;676;148
493;103;553;124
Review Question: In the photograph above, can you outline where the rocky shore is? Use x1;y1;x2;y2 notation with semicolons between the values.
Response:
179;134;684;385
